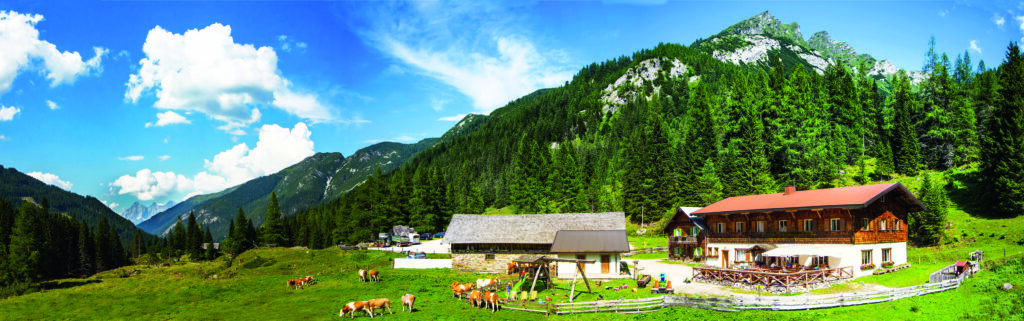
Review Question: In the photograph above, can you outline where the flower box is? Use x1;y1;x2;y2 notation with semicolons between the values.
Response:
881;261;895;268
860;263;876;270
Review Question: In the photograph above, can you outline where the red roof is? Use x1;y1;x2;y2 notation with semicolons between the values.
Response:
955;261;968;267
692;183;926;216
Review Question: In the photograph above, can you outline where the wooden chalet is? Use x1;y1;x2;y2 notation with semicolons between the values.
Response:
689;183;925;287
662;207;707;261
441;212;629;278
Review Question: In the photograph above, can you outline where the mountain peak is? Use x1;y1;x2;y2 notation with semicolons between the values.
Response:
719;10;803;44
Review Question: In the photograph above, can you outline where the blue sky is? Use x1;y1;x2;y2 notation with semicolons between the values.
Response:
0;0;1021;214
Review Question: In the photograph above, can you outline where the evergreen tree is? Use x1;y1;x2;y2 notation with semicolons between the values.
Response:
890;71;922;175
77;221;95;276
261;192;287;246
696;159;724;206
171;217;186;255
8;202;44;282
981;43;1024;217
94;218;114;272
130;230;145;259
679;82;719;205
186;211;203;259
912;174;947;245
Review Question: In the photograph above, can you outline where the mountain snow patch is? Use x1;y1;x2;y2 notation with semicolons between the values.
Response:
600;57;687;113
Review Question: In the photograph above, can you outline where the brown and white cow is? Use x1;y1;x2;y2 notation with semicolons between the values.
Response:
358;269;367;282
450;281;461;298
368;270;380;282
366;298;393;316
340;301;370;318
401;294;416;312
476;278;498;289
302;275;315;285
484;291;499;313
468;290;483;308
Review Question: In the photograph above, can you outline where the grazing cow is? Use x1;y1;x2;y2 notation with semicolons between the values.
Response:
476;278;498;289
484;291;499;313
358;270;367;282
366;298;393;316
368;270;380;282
506;263;515;275
340;301;370;318
303;275;315;285
468;290;483;308
287;279;297;289
451;281;462;298
401;294;416;312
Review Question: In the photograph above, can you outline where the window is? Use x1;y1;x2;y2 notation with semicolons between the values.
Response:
736;249;747;262
716;223;724;234
690;226;699;236
861;250;873;265
880;219;887;231
882;248;892;262
830;218;842;231
779;220;788;233
804;219;814;232
485;254;495;260
674;228;682;237
755;221;765;233
861;218;871;231
895;221;901;231
735;222;745;233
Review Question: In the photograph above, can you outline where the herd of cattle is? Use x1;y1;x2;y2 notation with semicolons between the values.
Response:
290;268;507;317
451;278;502;313
337;269;416;318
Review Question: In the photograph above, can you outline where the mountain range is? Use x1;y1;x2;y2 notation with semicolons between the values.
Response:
120;200;175;224
137;138;437;239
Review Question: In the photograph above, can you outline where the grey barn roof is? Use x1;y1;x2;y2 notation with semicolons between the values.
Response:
442;212;626;245
549;230;630;253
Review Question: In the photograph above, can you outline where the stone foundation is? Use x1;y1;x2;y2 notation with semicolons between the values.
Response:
452;253;523;272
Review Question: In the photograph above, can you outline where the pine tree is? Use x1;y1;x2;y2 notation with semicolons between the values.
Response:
980;43;1024;217
186;212;202;260
891;71;922;175
130;230;145;259
679;82;718;205
76;221;95;276
696;159;724;206
261;192;287;246
8;202;43;282
913;174;947;245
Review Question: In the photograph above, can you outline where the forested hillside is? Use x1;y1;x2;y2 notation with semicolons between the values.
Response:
273;13;1022;249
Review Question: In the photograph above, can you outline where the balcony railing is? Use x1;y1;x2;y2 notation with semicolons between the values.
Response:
669;236;697;244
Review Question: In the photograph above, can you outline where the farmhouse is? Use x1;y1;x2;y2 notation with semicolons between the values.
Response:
441;212;629;278
690;183;925;279
662;207;706;261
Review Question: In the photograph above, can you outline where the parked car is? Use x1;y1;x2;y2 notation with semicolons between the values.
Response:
434;232;445;239
420;233;433;241
407;252;427;259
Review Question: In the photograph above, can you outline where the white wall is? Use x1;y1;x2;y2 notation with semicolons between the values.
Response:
554;253;622;279
706;242;907;278
393;258;452;269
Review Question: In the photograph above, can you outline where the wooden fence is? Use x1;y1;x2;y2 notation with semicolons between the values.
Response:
624;247;667;256
731;278;962;310
692;266;854;290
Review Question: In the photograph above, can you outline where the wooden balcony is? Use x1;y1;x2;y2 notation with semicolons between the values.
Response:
708;231;854;244
692;266;854;290
669;236;698;244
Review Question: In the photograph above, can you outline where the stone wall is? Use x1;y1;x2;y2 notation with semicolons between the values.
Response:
452;253;522;272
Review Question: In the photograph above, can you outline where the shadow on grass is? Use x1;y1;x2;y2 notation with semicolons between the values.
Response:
40;279;102;290
946;170;1016;220
0;279;101;299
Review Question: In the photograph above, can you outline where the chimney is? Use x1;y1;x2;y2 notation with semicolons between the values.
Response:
784;185;796;195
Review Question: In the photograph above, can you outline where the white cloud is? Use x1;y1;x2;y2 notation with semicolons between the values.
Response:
1018;16;1024;42
101;200;119;210
125;23;335;133
0;106;20;121
158;155;171;161
339;114;371;125
969;40;982;54
938;9;949;17
0;11;106;96
438;114;467;121
431;98;449;111
0;134;7;141
145;110;191;127
365;135;419;144
111;123;315;201
111;169;193;201
45;100;59;110
118;155;144;161
27;171;73;190
358;2;573;114
277;35;307;53
995;14;1006;27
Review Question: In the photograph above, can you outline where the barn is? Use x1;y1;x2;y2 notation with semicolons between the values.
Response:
441;212;629;278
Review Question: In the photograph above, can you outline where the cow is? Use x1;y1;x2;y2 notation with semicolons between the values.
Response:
468;290;483;308
484;291;499;313
340;301;370;318
368;270;380;282
451;281;461;298
366;298;393;316
287;279;297;289
401;294;416;312
288;278;305;290
476;278;498;289
358;269;367;282
303;275;315;286
506;263;516;275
